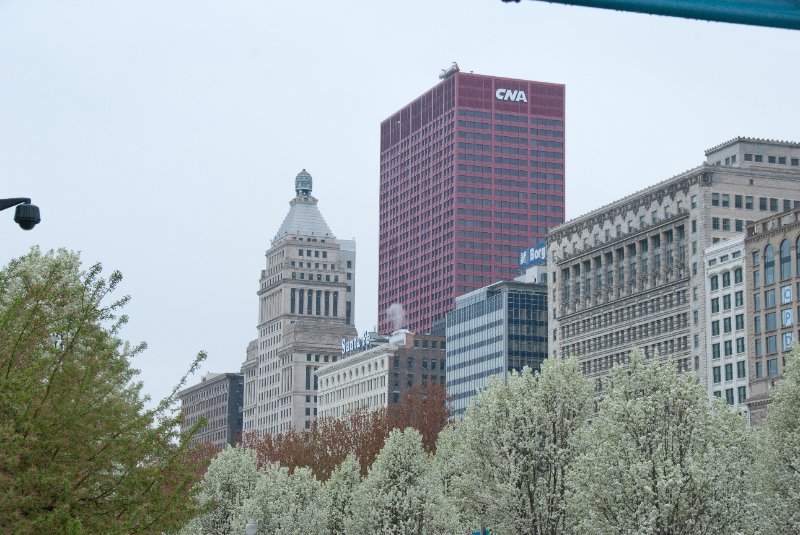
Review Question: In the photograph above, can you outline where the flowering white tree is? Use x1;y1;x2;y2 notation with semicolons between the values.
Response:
568;351;755;535
346;428;458;535
755;346;800;534
431;423;473;520
232;464;326;535
183;446;261;535
323;453;361;535
447;358;592;535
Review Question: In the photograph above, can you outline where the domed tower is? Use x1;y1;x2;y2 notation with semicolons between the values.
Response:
239;169;357;436
273;169;334;242
295;169;313;197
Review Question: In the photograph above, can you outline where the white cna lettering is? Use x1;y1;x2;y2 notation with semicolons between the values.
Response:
495;88;528;103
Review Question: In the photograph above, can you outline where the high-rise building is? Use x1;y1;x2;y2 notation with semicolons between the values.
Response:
745;206;800;425
240;170;358;435
547;137;800;394
445;279;548;418
378;67;565;334
179;372;244;448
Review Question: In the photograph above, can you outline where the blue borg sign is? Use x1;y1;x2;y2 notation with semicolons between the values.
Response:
519;243;547;268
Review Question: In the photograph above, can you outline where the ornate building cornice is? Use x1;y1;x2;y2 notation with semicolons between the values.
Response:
548;169;708;245
744;208;800;245
705;136;800;155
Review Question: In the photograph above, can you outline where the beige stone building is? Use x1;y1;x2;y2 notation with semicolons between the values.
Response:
317;330;446;419
241;170;357;435
745;207;800;425
547;138;800;394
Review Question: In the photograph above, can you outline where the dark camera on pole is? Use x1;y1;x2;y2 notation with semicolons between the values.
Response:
0;198;41;230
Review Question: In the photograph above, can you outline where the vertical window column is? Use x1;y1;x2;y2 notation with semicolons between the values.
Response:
639;238;650;284
652;233;662;279
665;228;675;269
627;243;637;288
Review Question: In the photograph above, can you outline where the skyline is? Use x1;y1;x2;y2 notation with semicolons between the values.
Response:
1;0;798;404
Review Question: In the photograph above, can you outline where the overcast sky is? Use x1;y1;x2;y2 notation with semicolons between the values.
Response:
1;0;798;404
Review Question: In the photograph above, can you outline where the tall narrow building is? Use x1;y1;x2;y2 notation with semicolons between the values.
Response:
378;67;565;334
241;170;357;435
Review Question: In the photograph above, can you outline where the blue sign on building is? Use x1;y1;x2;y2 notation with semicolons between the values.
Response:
519;243;547;268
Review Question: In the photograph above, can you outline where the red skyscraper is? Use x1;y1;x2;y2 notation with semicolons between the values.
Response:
378;68;565;334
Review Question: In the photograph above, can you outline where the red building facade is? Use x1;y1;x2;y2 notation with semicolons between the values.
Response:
378;71;565;334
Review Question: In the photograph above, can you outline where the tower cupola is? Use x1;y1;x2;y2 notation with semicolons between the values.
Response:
295;169;313;197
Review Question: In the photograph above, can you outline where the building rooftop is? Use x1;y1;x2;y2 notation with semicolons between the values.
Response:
178;371;242;397
705;136;800;156
273;169;335;243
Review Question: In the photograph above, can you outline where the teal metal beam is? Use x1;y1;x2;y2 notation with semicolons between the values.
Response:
524;1;800;30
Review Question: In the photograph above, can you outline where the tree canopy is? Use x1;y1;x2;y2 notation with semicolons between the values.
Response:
568;351;755;535
0;248;208;534
346;428;459;535
441;357;592;535
244;382;448;480
755;345;800;534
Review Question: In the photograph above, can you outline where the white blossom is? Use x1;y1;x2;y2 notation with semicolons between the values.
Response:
193;445;261;535
347;428;459;535
446;357;592;535
232;464;326;535
567;350;755;535
323;453;361;535
754;346;800;534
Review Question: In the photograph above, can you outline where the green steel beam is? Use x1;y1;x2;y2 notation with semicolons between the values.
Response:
522;0;800;30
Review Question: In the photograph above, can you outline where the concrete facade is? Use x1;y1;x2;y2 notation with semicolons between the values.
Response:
547;138;800;390
241;170;358;435
317;331;446;419
179;372;244;448
745;207;800;425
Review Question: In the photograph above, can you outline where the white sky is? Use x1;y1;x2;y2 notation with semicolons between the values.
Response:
1;0;798;404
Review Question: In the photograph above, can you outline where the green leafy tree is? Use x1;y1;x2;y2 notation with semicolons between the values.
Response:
755;345;800;534
0;248;206;534
445;358;592;535
568;351;755;535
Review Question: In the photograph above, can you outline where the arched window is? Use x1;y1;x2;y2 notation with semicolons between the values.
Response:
764;245;775;285
797;235;800;275
780;239;792;281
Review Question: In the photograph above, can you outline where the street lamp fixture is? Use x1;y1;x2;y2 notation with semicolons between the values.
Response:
0;198;41;230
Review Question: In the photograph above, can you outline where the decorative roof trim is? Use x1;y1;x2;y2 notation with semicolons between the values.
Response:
705;136;800;155
547;166;707;244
